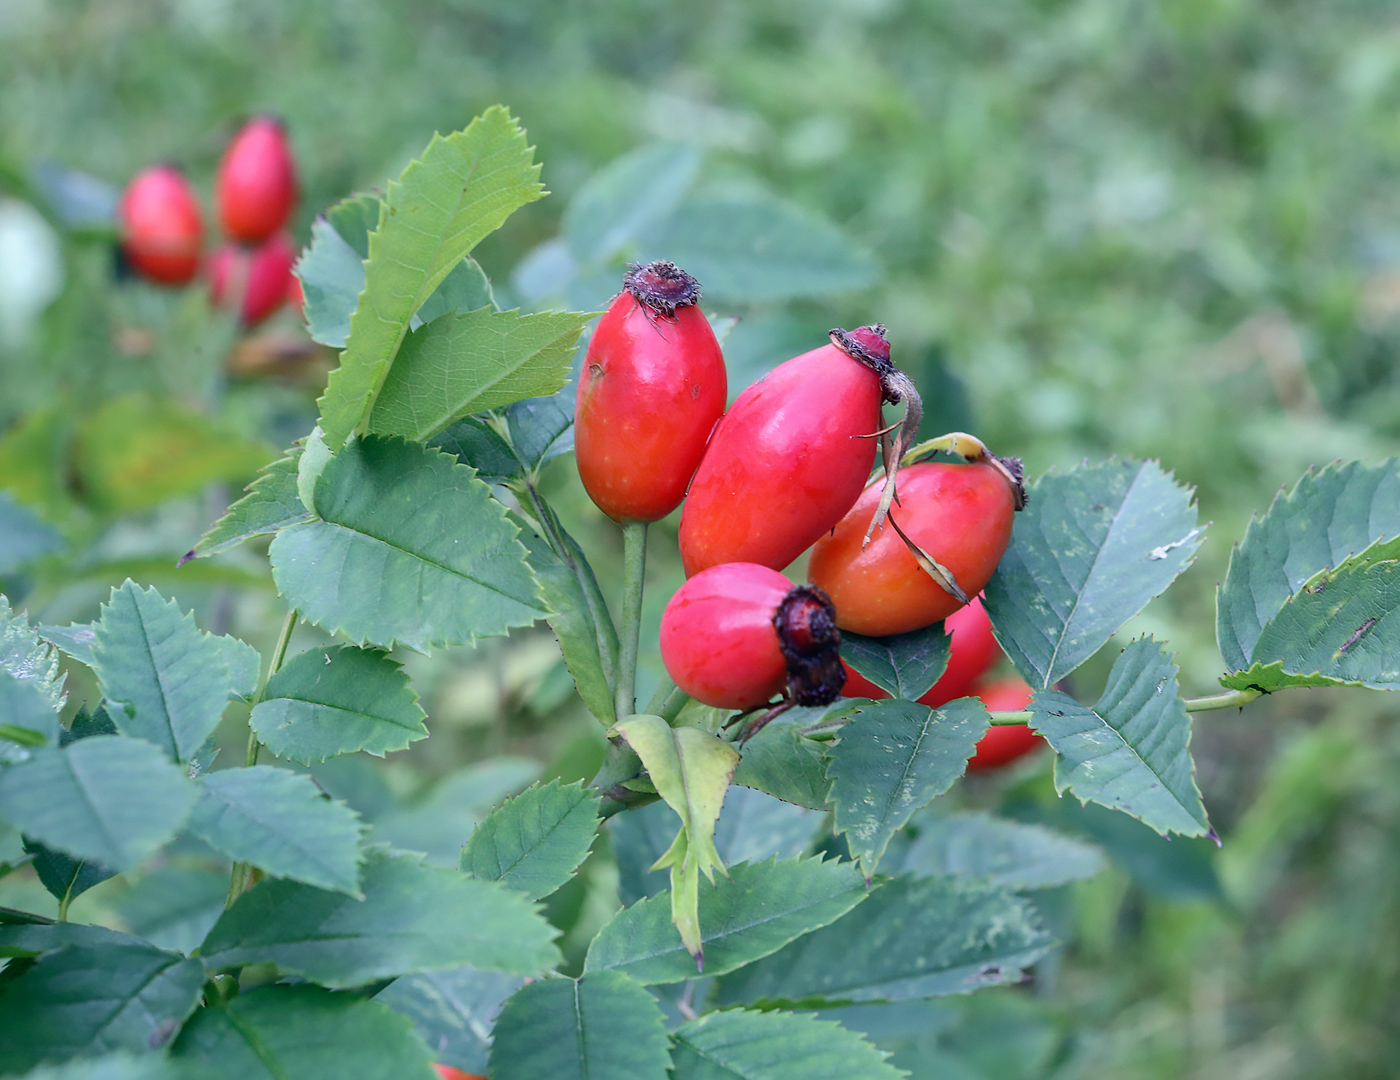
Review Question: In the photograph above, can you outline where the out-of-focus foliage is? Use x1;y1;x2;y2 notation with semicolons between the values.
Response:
5;1;1400;1076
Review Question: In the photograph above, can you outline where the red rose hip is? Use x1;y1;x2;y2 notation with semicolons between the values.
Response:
967;677;1043;771
216;115;297;244
118;165;204;287
209;233;295;326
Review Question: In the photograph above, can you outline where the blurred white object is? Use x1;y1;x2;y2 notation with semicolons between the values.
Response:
0;197;63;347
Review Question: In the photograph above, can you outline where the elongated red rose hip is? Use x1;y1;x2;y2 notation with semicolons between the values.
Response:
216;116;297;244
679;325;906;576
575;262;726;522
660;563;843;711
118;165;204;286
208;232;295;326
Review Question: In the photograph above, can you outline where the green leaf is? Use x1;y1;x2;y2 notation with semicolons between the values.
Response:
317;107;545;451
73;394;273;514
375;965;524;1076
610;714;741;961
826;698;990;880
562;142;702;263
297;213;369;349
671;1007;905;1080
901;811;1106;890
172;985;437;1080
270;436;546;651
983;459;1204;689
413;254;496;325
840;623;951;700
36;622;97;667
250;644;427;764
429;415;521;480
0;595;65;709
636;193;880;303
585;856;869;984
460;779;600;900
7;1052;193;1080
25;836;115;905
200;847;560;987
1218;548;1400;692
713;875;1053;1006
505;362;580;471
1031;636;1210;837
0;489;62;574
0;735;196;871
89;582;238;762
733;706;836;811
187;766;366;895
0;669;60;746
111;866;228;954
487;972;671;1080
0;938;204;1072
368;307;590;442
187;443;311;560
1217;459;1400;672
517;506;619;725
0;920;132;958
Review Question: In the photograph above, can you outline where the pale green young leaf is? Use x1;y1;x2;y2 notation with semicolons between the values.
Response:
826;698;990;879
200;848;560;986
172;985;437;1080
368;307;590;442
983;459;1204;689
317;107;545;450
487;972;671;1080
0;595;65;709
250;644;427;763
187;766;366;895
460;779;601;900
840;622;950;700
269;437;546;651
585;856;869;984
1032;636;1210;837
187;442;310;560
375;965;524;1076
0;735;196;871
671;1007;905;1080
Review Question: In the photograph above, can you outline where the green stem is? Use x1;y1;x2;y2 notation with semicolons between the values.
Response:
988;710;1032;725
616;521;647;720
56;891;72;923
226;608;298;909
1184;688;1262;712
646;675;690;724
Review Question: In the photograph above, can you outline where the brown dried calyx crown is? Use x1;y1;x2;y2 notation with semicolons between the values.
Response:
623;260;701;318
773;585;845;707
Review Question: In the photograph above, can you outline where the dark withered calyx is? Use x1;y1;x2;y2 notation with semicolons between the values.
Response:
622;260;701;318
773;584;844;707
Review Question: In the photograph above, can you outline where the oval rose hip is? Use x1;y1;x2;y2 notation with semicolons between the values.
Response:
208;233;295;326
216;115;297;244
660;563;843;711
575;262;726;523
680;325;911;576
809;460;1017;637
118;164;204;287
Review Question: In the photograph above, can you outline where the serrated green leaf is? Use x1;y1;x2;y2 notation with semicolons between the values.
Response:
901;811;1106;890
505;357;581;471
36;622;96;666
1218;550;1400;692
1217;459;1400;672
89;582;236;762
585;856;869;984
671;1007;905;1080
375;965;524;1075
0;937;204;1072
562;142;702;263
368;307;589;442
840;622;950;701
317;107;545;450
733;706;835;810
9;1052;194;1080
0;735;196;871
297;214;368;348
461;779;600;900
0;669;60;746
1;595;65;709
200;847;560;986
413;254;496;325
270;436;546;651
25;836;115;906
112;866;229;955
429;415;521;480
0;489;62;574
1031;636;1210;837
172;985;436;1080
250;644;427;764
0;920;132;958
517;506;619;725
826;698;990;879
713;875;1053;1006
611;715;740;960
636;194;880;303
983;459;1204;689
188;443;311;560
488;972;671;1080
187;766;366;895
73;394;273;514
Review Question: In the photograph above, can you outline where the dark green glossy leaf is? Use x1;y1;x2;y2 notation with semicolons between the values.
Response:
839;623;950;700
461;779;600;900
671;1007;904;1080
430;415;520;480
270;437;546;651
250;644;427;764
25;836;115;905
375;965;524;1075
826;698;989;879
984;459;1204;689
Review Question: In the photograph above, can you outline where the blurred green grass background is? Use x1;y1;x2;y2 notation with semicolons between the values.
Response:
5;0;1400;1076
